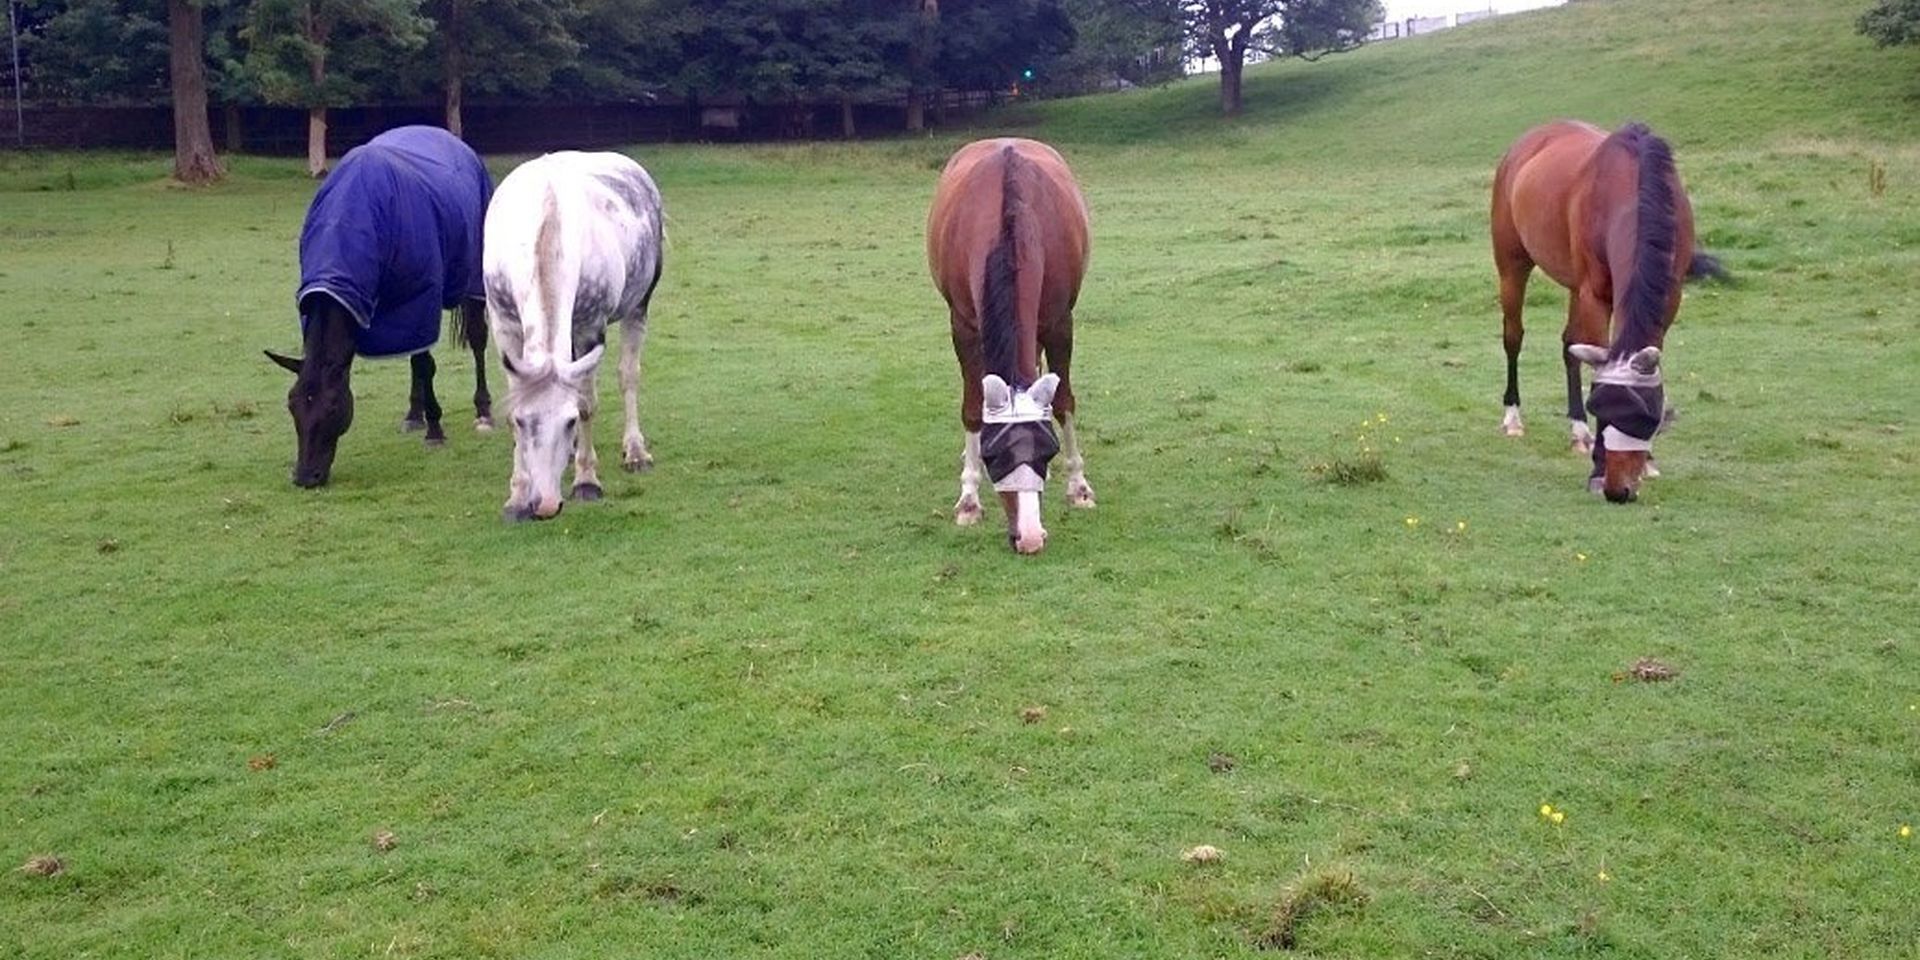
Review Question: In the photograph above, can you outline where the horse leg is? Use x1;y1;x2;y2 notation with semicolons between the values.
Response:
571;369;604;501
1563;286;1609;455
956;431;985;526
404;354;427;432
411;351;446;445
463;299;494;431
1043;330;1093;508
617;309;653;473
1498;265;1531;437
953;329;985;526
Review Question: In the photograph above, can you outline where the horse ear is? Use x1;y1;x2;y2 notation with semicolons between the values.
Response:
1630;346;1662;375
558;344;605;384
1027;373;1060;408
982;374;1011;412
264;350;304;374
1567;344;1608;367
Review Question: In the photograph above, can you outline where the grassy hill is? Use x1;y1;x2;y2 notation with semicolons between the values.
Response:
1017;0;1920;159
3;1;1918;958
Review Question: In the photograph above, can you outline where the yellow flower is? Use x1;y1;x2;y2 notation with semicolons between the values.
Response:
1901;824;1912;839
1376;413;1389;423
1456;521;1467;532
1576;552;1589;562
1597;869;1611;882
1539;804;1553;817
1405;516;1420;527
1551;811;1565;824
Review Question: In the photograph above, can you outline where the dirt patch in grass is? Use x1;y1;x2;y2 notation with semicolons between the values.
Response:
19;855;66;877
1257;869;1369;950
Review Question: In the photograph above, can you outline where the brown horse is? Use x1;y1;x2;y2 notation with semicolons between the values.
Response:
1491;120;1700;502
928;138;1094;554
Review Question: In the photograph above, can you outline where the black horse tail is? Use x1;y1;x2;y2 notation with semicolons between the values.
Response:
446;298;487;351
1686;249;1730;283
1614;123;1679;360
981;146;1027;388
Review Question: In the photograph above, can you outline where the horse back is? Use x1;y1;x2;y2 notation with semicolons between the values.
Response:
928;138;1090;341
484;152;664;366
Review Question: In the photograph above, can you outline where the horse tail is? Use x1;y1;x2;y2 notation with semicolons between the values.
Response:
1614;123;1680;359
981;145;1035;388
445;300;485;350
1686;248;1730;283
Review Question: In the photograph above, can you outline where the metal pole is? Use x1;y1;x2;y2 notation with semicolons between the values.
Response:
8;0;22;148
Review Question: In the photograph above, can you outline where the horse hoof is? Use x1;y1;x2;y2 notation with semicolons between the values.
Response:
502;504;536;523
401;417;425;433
1502;424;1525;438
474;416;494;433
424;435;447;448
622;455;654;474
1571;439;1594;456
572;482;604;502
955;496;983;527
1067;481;1096;509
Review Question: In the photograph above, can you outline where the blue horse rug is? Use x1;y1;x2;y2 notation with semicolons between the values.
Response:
296;126;492;358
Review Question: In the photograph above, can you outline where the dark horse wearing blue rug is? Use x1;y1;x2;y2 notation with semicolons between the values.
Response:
264;125;494;488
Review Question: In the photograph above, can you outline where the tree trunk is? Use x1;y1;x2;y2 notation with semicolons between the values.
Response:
907;0;938;132
840;95;855;139
443;0;464;137
1219;56;1243;115
307;108;328;177
445;70;464;136
1216;31;1246;117
167;0;223;184
306;40;328;177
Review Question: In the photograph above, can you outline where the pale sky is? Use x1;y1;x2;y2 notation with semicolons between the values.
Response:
1383;0;1564;18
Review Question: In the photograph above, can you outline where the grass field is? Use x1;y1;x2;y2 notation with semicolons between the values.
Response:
5;0;1920;956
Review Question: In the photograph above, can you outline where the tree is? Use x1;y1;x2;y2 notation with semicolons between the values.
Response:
419;0;579;137
1859;0;1920;46
169;0;224;182
24;0;169;102
244;0;428;176
1166;0;1377;116
1047;0;1183;93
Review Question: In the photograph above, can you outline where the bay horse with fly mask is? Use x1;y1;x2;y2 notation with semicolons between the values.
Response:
1491;120;1709;503
264;125;495;488
928;138;1095;555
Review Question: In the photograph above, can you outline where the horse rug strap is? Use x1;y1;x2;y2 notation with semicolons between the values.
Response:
296;126;493;358
982;421;1059;493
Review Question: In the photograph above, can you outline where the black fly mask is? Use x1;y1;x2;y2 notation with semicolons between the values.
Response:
982;420;1059;487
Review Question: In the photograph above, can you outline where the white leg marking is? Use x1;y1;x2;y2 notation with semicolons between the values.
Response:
1501;405;1525;437
619;312;653;473
955;431;984;526
1060;414;1094;508
1569;419;1594;455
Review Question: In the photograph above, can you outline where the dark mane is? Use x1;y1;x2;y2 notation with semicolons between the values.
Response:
1612;122;1678;360
981;146;1026;388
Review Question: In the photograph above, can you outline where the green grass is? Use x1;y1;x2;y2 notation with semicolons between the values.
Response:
4;0;1920;956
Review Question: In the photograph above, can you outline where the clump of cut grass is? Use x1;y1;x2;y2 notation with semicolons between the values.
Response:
1314;454;1388;486
1258;869;1370;951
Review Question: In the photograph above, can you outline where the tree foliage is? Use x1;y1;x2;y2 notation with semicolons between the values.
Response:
1155;0;1377;114
1859;0;1920;47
